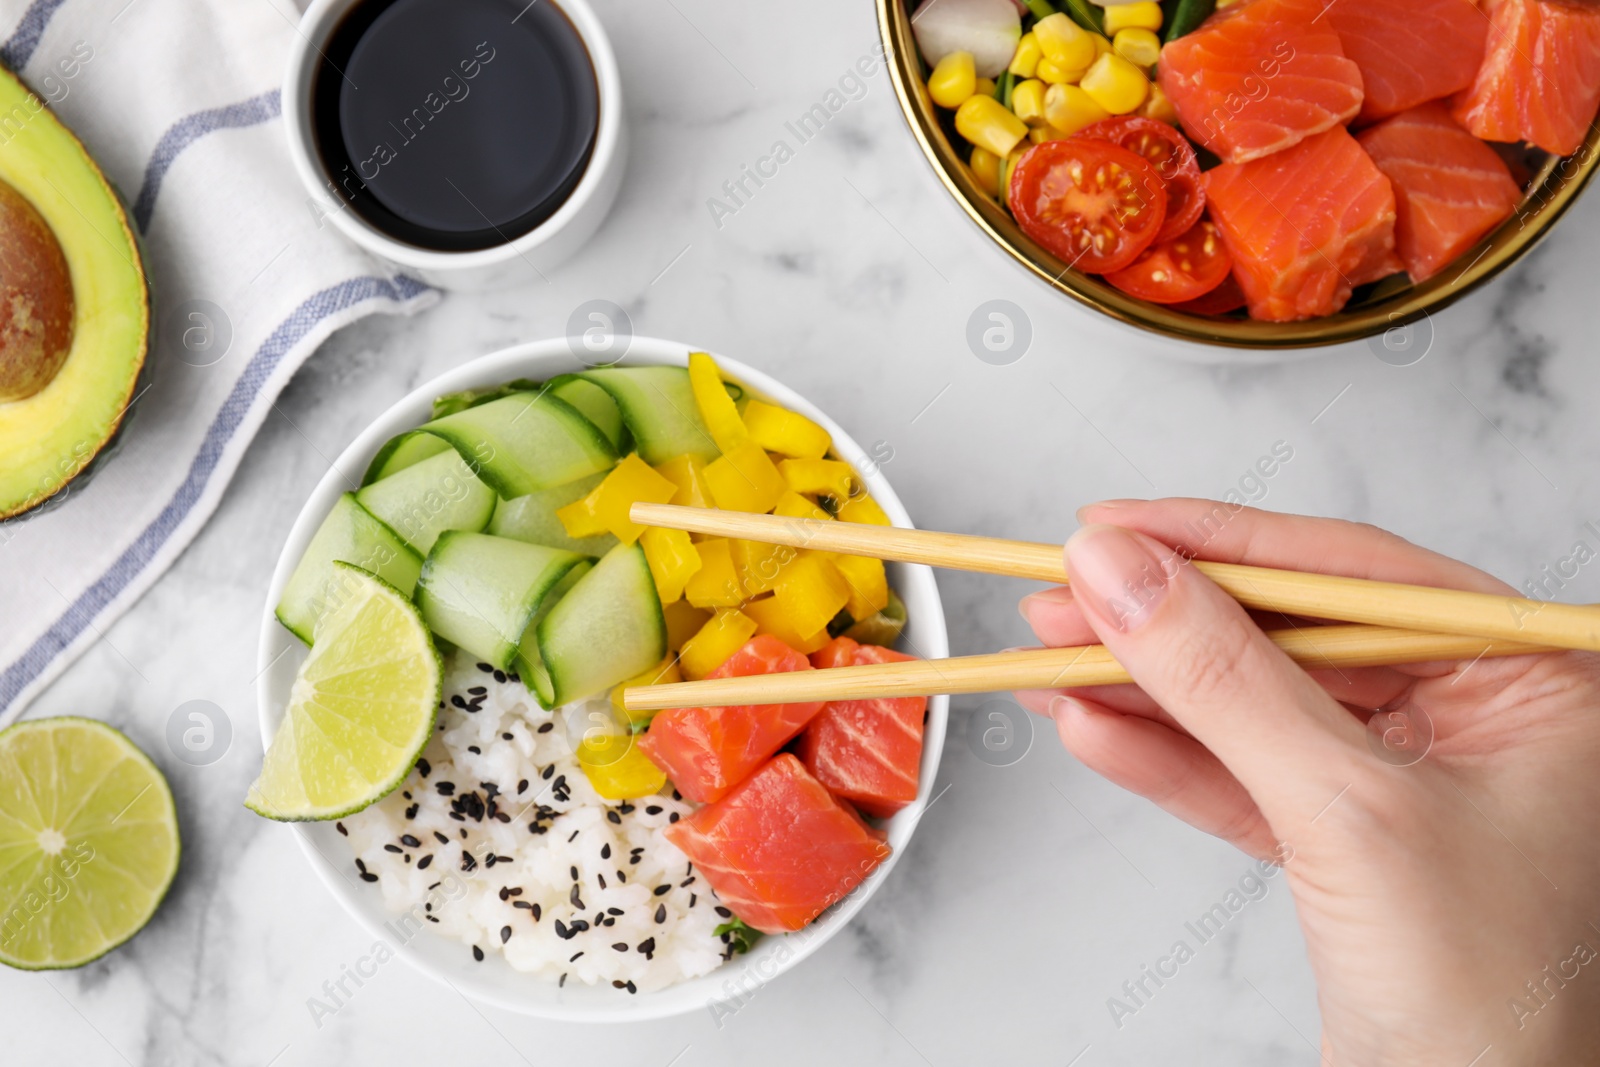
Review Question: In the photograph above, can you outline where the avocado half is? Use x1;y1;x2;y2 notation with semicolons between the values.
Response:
0;65;149;521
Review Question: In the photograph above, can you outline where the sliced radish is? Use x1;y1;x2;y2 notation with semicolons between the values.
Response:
911;0;1022;79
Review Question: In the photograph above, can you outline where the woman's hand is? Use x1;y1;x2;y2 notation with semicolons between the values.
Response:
1015;499;1600;1066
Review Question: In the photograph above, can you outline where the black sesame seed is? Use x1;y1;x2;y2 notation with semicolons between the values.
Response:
570;865;579;881
689;893;697;907
468;686;487;696
570;951;584;962
626;981;637;994
538;722;554;734
654;885;670;896
355;858;368;873
499;887;510;901
500;926;512;944
493;670;507;683
645;806;662;816
638;937;656;955
559;973;567;987
607;907;624;916
485;854;497;868
570;885;585;909
612;942;628;952
467;745;481;754
598;874;607;889
449;812;465;822
532;903;542;921
513;900;532;910
401;834;421;848
571;919;590;932
612;980;627;989
502;732;514;741
472;945;484;962
568;830;579;843
434;831;450;845
436;781;456;796
629;856;641;865
336;822;348;836
384;844;403;854
517;779;529;795
478;662;493;672
668;812;680;823
600;843;611;860
508;886;523;896
616;870;627;883
417;855;433;870
542;765;555;780
360;872;378;883
715;906;732;918
554;919;571;939
451;695;468;710
607;810;622;825
404;804;419;820
461;853;477;872
655;904;666;923
460;828;468;839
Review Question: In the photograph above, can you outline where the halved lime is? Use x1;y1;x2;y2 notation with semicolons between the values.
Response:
0;717;180;970
247;563;440;821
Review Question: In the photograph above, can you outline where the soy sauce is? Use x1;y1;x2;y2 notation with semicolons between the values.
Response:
312;0;599;252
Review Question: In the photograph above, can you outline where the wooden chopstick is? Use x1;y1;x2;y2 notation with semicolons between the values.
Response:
630;503;1600;653
622;625;1546;711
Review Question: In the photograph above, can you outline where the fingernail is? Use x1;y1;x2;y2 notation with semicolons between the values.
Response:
1065;524;1171;632
1048;694;1087;725
1018;586;1074;625
1075;498;1147;523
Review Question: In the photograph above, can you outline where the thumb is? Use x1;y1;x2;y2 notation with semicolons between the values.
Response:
1064;523;1368;827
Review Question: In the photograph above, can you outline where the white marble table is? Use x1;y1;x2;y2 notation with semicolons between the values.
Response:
8;0;1600;1063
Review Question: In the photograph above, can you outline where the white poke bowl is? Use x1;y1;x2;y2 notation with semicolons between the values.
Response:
256;336;950;1021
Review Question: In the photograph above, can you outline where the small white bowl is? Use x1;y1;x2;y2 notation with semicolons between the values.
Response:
282;0;626;290
256;337;950;1021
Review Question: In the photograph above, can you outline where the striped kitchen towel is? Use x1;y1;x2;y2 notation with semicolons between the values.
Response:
0;0;439;724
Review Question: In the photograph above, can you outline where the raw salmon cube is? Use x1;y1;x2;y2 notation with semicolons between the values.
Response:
1159;0;1365;164
665;754;892;934
1358;103;1523;281
1323;0;1488;123
797;637;927;819
1204;126;1402;321
1452;0;1600;156
638;635;824;804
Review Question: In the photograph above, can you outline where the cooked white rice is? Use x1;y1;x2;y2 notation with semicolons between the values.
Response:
341;651;731;992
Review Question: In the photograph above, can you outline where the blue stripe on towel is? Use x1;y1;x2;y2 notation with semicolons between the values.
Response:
0;273;434;717
0;0;67;72
132;88;283;232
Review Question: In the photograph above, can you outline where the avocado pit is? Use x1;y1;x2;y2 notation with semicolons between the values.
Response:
0;178;74;402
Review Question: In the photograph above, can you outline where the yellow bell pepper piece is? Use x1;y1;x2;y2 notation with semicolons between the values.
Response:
742;596;829;655
1043;83;1111;135
954;95;1028;158
704;439;787;514
773;491;831;522
683;538;747;608
679;608;758;680
834;554;890;619
774;553;851;638
732;539;797;596
742;399;831;460
837;493;892;526
1103;1;1162;34
778;458;856;502
1033;13;1096;68
970;144;1002;197
662;599;711;650
610;656;682;725
1079;53;1149;115
654;453;714;510
640;526;701;605
1008;31;1042;78
1011;78;1048;126
556;453;677;545
688;351;747;454
927;50;977;109
554;489;607;538
577;733;668;799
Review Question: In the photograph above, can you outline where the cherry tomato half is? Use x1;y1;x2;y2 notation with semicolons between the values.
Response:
1009;139;1168;275
1173;272;1248;316
1079;116;1205;244
1104;219;1232;304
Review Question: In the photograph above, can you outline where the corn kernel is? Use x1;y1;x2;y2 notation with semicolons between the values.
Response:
742;399;831;459
1002;148;1025;211
928;50;977;109
678;608;758;680
974;76;996;98
1138;81;1179;125
1009;32;1042;78
1113;28;1162;68
1029;125;1067;143
1043;83;1112;135
954;94;1028;157
640;526;701;605
1093;32;1114;57
704;439;787;514
1033;13;1096;69
1034;57;1084;86
742;596;829;655
688;351;746;454
1079;53;1149;115
1010;78;1047;125
969;144;1002;197
1103;1;1162;34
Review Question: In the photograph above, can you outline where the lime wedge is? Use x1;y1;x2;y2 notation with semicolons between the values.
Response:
248;563;440;822
0;717;180;971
